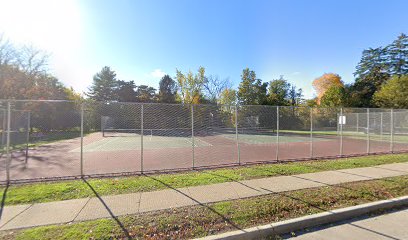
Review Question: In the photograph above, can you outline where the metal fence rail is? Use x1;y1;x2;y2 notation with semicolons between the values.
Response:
1;99;408;183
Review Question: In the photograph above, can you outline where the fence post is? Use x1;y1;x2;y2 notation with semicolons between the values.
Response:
25;111;30;164
6;101;11;182
191;105;195;169
141;104;144;173
1;109;6;146
80;103;84;177
390;109;394;153
276;106;279;161
310;107;313;159
380;112;383;136
340;108;343;156
367;108;370;154
235;105;240;165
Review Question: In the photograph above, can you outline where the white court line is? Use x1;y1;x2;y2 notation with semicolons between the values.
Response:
93;137;124;150
185;137;213;147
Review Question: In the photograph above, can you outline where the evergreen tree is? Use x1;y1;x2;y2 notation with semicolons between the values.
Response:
354;47;389;79
388;33;408;76
158;75;177;103
237;68;268;105
117;80;137;102
136;85;156;102
87;66;118;101
288;85;303;106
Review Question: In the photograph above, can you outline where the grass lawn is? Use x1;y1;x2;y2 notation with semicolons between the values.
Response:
2;175;407;240
1;153;408;205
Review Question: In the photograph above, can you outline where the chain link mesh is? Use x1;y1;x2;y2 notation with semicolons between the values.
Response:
193;104;238;167
279;106;311;160
341;108;369;155
237;105;277;163
312;107;340;158
83;101;141;175
393;109;408;152
6;101;82;180
1;100;408;183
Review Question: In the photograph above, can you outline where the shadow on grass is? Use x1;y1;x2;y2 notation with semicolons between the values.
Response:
142;174;245;232
82;179;132;239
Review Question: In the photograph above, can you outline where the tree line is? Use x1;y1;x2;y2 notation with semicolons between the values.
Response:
86;66;303;107
1;33;407;109
312;33;408;108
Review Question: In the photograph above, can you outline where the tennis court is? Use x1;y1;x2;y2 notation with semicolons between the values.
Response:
1;100;408;183
73;132;212;153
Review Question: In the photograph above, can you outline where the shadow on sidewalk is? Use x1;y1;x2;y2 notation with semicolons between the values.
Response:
0;183;9;221
82;179;132;239
142;174;245;232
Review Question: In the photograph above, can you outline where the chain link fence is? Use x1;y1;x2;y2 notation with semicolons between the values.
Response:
1;99;408;183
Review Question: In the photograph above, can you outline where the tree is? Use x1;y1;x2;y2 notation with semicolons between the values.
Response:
158;75;177;103
218;88;237;106
348;67;390;107
267;77;290;106
176;66;206;104
136;85;156;102
320;85;347;107
0;35;77;100
354;47;389;80
117;80;137;102
237;68;268;105
203;75;231;104
312;73;343;104
388;33;408;76
87;66;118;101
374;75;408;108
288;85;303;106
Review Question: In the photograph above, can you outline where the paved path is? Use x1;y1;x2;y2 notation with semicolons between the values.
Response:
290;207;408;239
1;162;408;231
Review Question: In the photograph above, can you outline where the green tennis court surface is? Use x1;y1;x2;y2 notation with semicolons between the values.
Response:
72;134;212;152
221;133;328;144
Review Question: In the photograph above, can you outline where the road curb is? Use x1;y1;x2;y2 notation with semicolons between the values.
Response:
194;195;408;240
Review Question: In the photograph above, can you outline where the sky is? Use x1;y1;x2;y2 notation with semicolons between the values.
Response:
0;0;407;99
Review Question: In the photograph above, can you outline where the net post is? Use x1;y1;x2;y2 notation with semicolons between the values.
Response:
390;109;394;153
276;106;279;161
310;107;313;159
80;103;84;177
25;111;30;164
367;108;370;154
191;104;195;169
141;104;144;174
235;105;240;165
6;101;11;183
340;108;343;156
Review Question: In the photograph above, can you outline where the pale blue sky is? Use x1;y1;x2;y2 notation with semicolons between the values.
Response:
1;0;407;98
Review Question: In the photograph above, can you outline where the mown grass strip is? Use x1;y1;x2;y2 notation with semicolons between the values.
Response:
2;175;408;240
0;153;408;205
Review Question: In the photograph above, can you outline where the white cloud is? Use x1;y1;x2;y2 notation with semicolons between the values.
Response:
291;71;301;75
149;69;166;79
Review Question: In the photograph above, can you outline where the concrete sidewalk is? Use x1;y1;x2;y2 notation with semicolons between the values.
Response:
290;207;408;239
1;162;408;231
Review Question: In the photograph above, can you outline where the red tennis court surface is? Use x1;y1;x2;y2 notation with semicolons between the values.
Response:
0;132;406;182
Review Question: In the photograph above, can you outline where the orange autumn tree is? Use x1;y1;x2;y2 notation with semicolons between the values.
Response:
312;73;344;104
